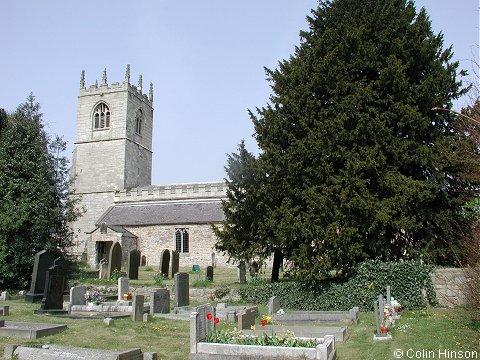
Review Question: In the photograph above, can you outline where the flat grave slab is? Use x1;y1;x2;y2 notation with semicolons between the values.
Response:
5;344;154;360
0;321;67;339
272;307;359;325
51;312;130;320
242;325;347;342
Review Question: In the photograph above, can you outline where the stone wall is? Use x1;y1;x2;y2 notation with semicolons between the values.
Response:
125;223;230;269
430;268;475;307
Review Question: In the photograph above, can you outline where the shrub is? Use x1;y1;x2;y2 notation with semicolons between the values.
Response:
214;287;231;300
153;272;165;286
238;260;437;311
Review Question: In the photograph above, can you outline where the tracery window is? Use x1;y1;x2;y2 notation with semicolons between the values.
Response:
175;228;189;253
93;103;111;129
135;109;143;135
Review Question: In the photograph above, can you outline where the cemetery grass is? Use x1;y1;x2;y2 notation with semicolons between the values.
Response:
335;308;479;360
2;301;478;360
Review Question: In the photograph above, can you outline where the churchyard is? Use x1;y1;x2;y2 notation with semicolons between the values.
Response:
0;260;478;360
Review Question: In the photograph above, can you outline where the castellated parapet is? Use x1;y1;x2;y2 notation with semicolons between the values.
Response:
114;181;227;204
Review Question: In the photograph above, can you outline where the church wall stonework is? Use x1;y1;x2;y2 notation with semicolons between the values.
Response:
124;223;229;269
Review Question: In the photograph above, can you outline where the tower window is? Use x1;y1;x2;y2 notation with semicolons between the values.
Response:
175;228;189;253
135;109;143;135
93;103;111;130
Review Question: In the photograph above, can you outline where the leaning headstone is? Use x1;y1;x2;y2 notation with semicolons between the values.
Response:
108;242;122;279
171;250;179;278
132;294;144;321
150;288;170;314
237;261;246;284
25;250;55;302
70;285;87;306
118;277;129;301
128;249;141;280
206;266;214;282
237;307;256;330
35;263;67;314
174;272;189;307
268;296;281;316
159;249;170;278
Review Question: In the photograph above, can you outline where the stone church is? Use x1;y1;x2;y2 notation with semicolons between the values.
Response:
70;65;228;270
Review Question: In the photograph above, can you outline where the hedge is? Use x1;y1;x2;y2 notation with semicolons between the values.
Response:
238;260;437;311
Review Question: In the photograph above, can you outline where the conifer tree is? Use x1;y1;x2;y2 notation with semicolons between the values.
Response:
248;0;474;279
0;94;81;289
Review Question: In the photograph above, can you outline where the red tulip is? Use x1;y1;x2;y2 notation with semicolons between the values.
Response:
260;320;266;327
214;317;219;324
206;313;212;320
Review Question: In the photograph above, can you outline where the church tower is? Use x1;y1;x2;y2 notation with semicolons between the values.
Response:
70;65;154;258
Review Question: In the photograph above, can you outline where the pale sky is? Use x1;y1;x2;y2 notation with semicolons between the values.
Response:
1;1;478;185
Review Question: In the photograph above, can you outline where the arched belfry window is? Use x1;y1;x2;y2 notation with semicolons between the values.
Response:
93;103;111;130
135;109;143;135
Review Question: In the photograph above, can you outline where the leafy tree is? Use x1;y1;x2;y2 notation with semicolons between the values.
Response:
245;0;475;280
0;94;81;289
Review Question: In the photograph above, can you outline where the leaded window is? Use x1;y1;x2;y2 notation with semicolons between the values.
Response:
175;228;189;253
93;103;111;129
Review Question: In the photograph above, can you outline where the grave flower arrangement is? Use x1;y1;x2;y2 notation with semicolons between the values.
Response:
85;290;103;304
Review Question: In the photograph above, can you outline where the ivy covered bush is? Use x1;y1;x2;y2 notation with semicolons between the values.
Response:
238;260;437;311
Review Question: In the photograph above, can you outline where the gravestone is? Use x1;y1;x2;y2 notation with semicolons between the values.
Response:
35;263;67;314
108;242;122;279
0;305;9;316
25;250;55;302
211;252;216;268
141;255;147;266
70;285;87;306
174;272;189;307
159;249;170;278
386;285;391;306
237;307;256;330
237;261;246;284
118;277;129;301
99;258;108;279
132;294;144;321
373;294;391;341
171;250;180;278
195;304;215;339
127;249;141;280
268;296;281;316
150;288;170;314
206;266;214;282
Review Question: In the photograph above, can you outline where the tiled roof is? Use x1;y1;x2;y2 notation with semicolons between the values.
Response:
96;201;225;226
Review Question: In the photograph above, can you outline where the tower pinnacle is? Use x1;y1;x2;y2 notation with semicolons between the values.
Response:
149;82;154;104
102;68;107;86
138;75;142;93
80;70;85;89
125;64;130;84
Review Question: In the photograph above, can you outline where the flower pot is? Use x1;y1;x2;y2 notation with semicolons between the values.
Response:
380;326;388;334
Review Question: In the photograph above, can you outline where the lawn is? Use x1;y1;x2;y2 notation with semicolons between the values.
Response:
1;267;478;359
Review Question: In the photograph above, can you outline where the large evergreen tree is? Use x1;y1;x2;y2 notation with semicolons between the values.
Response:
0;94;81;289
243;0;474;280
